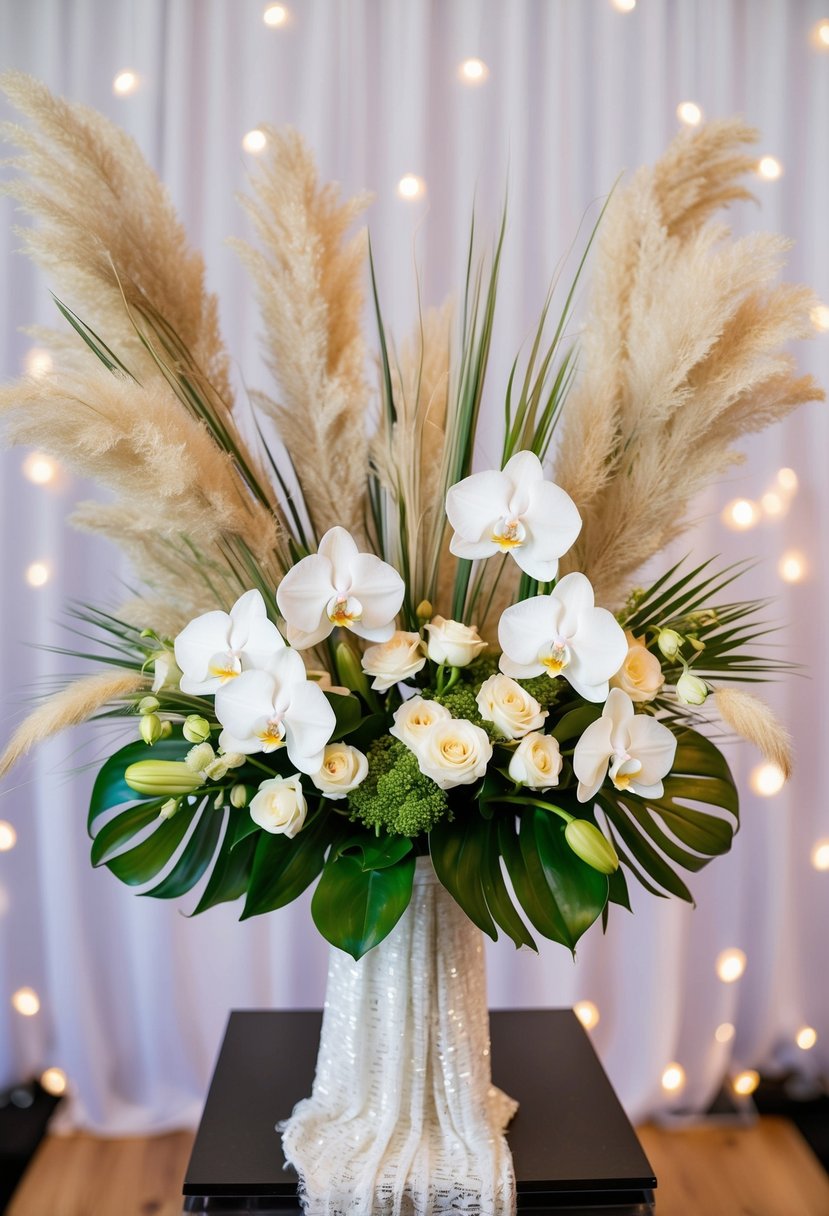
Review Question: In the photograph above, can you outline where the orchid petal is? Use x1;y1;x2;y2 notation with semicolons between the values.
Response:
348;553;405;628
524;479;582;559
449;535;499;561
283;681;337;774
286;618;334;650
510;544;561;583
574;717;614;803
175;610;232;693
349;620;397;643
214;669;279;752
265;647;309;704
498;654;544;679
626;714;678;785
629;779;665;800
554;573;596;633
567;609;629;700
317;527;360;591
243;615;287;671
445;470;509;542
502;449;543;489
228;589;268;650
498;596;558;667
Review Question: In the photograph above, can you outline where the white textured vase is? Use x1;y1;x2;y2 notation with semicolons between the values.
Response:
281;857;518;1216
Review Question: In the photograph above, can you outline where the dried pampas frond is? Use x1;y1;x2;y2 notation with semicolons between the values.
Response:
555;119;824;606
0;71;232;402
0;671;148;780
372;300;453;602
714;686;793;779
232;128;371;540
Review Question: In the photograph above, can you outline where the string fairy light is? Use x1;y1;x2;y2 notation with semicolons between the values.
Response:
0;821;16;852
23;347;53;379
756;155;783;181
242;129;267;154
811;19;829;49
661;1062;686;1093
722;498;759;530
811;304;829;332
676;101;703;126
40;1067;68;1096
796;1026;817;1051
11;987;40;1016
776;467;798;494
22;452;58;486
458;58;489;84
750;762;786;797
574;1000;600;1030
760;490;785;518
716;948;747;983
263;3;289;25
611;0;636;11
733;1069;760;1096
778;550;807;584
397;174;426;200
811;839;829;871
25;561;50;588
112;70;139;97
715;1022;735;1044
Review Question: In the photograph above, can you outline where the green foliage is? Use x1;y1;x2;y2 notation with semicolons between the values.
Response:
347;737;450;837
516;674;565;710
311;851;416;959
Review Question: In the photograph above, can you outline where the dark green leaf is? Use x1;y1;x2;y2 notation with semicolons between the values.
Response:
190;812;258;915
142;803;224;899
552;703;603;744
337;833;414;871
480;820;537;950
105;804;198;887
88;737;189;830
429;812;498;940
311;853;415;959
241;811;335;920
325;691;363;739
90;801;164;867
598;796;694;903
519;808;608;950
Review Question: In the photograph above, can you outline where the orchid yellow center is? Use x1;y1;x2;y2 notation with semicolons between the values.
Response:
209;654;242;683
609;753;642;791
491;518;526;551
539;640;570;676
258;718;286;751
326;594;363;629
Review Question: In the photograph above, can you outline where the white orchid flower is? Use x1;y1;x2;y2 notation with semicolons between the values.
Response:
445;450;582;581
276;526;405;650
573;688;677;803
174;589;285;695
498;572;628;702
214;648;336;775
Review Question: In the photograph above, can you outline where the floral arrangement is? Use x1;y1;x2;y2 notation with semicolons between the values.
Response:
0;75;821;958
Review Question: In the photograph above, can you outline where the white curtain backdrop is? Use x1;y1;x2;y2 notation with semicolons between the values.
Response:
1;0;828;1133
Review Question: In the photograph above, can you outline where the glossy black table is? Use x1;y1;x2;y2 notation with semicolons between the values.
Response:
183;1009;656;1213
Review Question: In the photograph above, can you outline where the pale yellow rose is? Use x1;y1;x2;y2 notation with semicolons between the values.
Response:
424;617;487;667
361;631;426;691
249;774;307;837
508;731;563;790
610;631;664;703
476;673;547;739
389;696;452;751
311;743;368;800
416;718;493;789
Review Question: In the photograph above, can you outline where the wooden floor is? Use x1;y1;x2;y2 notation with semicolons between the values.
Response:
7;1117;829;1215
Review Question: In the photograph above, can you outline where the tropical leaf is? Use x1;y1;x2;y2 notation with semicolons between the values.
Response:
88;736;190;829
311;852;415;959
190;811;259;914
241;809;336;920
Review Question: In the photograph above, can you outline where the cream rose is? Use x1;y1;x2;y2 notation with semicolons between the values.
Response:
249;774;307;837
476;673;547;739
424;617;487;667
415;718;492;789
610;632;664;703
389;696;452;752
508;731;563;791
311;743;368;800
361;631;426;691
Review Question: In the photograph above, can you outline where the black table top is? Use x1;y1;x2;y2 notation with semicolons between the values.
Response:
184;1009;655;1212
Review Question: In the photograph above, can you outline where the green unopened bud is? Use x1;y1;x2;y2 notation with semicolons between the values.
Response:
657;628;683;660
125;760;204;796
138;695;160;715
564;820;619;875
183;715;212;744
139;713;163;746
159;798;181;820
676;670;708;706
230;783;250;808
159;720;173;739
416;599;433;621
186;742;215;773
335;642;371;699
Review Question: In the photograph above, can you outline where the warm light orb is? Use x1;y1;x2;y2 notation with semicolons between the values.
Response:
459;58;489;84
778;550;807;584
263;3;289;25
676;101;703;126
242;129;267;154
574;1000;600;1030
812;19;829;48
750;762;786;797
661;1063;686;1093
722;498;759;530
22;452;57;486
733;1069;760;1096
777;467;799;494
811;304;829;332
715;1022;736;1044
760;490;785;518
25;561;51;588
397;174;426;200
0;821;17;852
112;70;139;97
40;1067;68;1096
23;348;53;379
811;839;829;871
12;987;40;1016
611;0;636;11
757;155;783;181
796;1026;817;1051
716;948;747;983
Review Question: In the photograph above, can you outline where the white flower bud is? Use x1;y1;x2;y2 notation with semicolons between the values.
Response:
657;629;683;660
183;715;212;744
140;714;163;746
676;670;708;706
185;742;215;773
